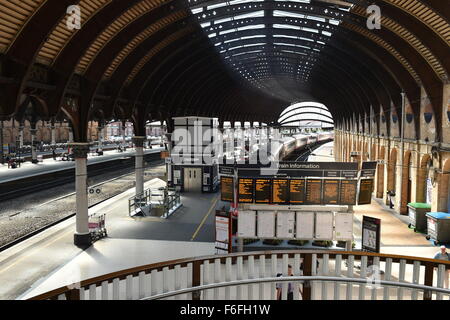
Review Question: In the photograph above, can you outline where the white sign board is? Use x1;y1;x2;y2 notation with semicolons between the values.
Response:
257;211;275;238
276;211;295;239
296;212;314;240
237;210;256;238
215;216;230;243
334;213;353;241
315;212;334;240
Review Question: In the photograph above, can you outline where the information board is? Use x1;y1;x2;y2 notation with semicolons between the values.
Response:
276;211;295;239
257;211;276;238
272;179;290;204
358;179;374;205
323;180;340;205
305;179;323;205
339;180;358;205
290;179;306;204
237;210;256;238
362;216;381;253
315;212;334;240
220;177;234;202
296;212;315;239
334;213;353;241
238;178;254;203
255;178;272;204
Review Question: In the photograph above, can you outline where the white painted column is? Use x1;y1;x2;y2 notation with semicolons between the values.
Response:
18;125;24;150
122;124;126;147
97;125;104;151
51;126;56;146
68;127;74;143
71;143;91;247
133;137;146;196
0;120;3;164
30;128;37;163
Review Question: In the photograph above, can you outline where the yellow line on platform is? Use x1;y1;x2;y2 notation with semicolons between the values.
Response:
191;195;219;241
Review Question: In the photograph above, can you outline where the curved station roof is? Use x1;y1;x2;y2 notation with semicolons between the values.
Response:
0;0;448;141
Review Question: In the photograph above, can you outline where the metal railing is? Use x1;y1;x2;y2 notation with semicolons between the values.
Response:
29;250;450;301
142;276;450;300
128;188;181;218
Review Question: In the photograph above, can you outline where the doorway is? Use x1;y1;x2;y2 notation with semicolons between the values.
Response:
184;167;202;192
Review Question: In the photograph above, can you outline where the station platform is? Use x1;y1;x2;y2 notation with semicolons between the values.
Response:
0;140;444;300
0;147;163;184
307;141;334;162
0;176;221;300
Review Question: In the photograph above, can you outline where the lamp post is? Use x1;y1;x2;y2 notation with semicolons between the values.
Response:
399;92;406;214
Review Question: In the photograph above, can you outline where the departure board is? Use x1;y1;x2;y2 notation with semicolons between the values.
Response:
238;178;254;203
290;179;306;204
305;179;323;205
358;179;374;205
339;180;357;205
272;179;290;204
220;177;234;202
255;178;271;204
323;180;340;205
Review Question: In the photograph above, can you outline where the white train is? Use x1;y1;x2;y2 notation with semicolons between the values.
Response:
273;131;334;161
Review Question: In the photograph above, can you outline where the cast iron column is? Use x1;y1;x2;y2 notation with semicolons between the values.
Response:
71;143;91;248
30;127;38;163
133;136;146;196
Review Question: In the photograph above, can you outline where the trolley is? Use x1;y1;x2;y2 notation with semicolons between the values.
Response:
88;213;107;242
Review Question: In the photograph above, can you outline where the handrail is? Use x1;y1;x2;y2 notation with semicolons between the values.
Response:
29;250;450;300
142;276;450;300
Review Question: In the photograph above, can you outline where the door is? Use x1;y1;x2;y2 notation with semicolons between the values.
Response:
184;167;202;192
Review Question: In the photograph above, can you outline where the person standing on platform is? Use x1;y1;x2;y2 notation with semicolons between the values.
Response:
276;265;300;300
433;246;450;289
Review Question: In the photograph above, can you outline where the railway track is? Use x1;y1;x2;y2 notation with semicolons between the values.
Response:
0;152;161;202
0;157;165;252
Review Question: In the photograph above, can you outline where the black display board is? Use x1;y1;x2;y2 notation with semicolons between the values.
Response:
238;178;254;203
290;179;306;204
358;179;374;205
323;179;340;205
305;179;323;205
361;161;377;178
339;180;358;205
220;177;234;202
272;179;290;204
255;178;271;204
362;216;381;253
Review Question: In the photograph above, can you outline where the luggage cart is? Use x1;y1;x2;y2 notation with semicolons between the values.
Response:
88;213;107;242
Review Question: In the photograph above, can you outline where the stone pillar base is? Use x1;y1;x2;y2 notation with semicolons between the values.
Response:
74;233;91;248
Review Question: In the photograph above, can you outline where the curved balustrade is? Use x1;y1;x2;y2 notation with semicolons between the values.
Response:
29;250;450;301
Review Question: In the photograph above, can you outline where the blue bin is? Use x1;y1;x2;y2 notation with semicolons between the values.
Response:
425;212;450;245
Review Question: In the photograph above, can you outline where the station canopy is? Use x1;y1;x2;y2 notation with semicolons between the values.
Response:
278;102;334;128
0;0;448;141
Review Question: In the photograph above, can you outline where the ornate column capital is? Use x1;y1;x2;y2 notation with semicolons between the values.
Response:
132;136;146;148
69;143;91;158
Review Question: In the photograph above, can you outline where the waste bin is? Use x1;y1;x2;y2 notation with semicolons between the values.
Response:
407;202;431;232
425;212;450;245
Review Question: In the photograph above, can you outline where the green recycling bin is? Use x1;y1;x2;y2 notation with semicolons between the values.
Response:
425;212;450;245
407;203;431;232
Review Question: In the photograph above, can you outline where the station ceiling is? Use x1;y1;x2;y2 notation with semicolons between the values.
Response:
0;0;448;140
